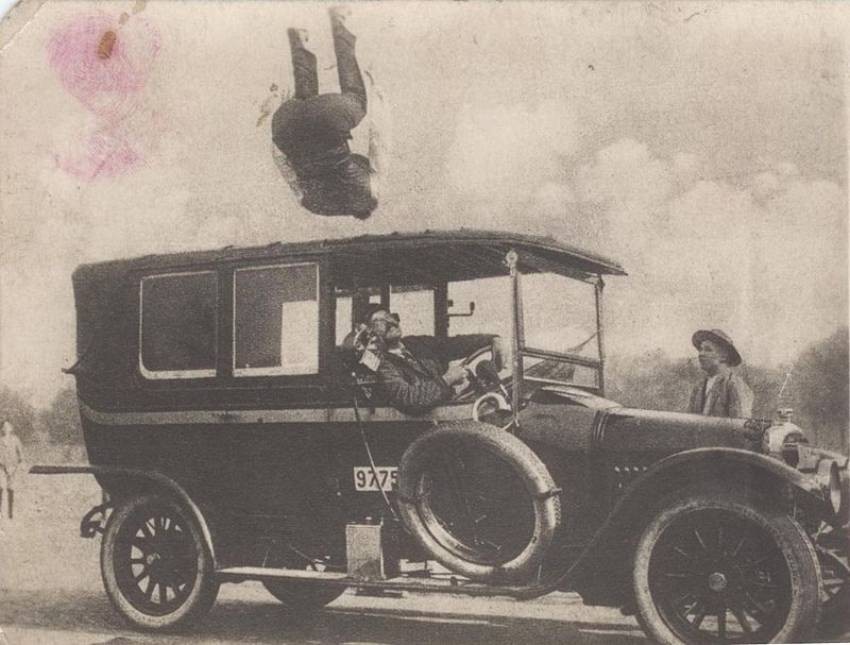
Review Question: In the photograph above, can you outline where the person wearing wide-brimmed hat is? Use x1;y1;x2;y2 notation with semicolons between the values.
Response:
687;329;753;418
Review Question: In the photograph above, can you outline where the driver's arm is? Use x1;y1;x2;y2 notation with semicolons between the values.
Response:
442;363;468;386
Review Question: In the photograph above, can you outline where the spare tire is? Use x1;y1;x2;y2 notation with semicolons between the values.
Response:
397;421;561;583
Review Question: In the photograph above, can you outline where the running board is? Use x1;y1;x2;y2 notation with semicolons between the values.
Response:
216;566;536;598
218;567;349;582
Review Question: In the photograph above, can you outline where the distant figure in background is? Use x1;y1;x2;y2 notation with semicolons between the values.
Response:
0;420;25;519
688;329;754;419
272;7;383;219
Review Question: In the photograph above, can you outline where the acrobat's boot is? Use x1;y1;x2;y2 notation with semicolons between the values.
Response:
7;490;12;519
329;5;352;31
329;6;366;114
288;27;310;49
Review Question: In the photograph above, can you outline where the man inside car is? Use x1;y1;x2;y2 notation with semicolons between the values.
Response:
360;306;504;414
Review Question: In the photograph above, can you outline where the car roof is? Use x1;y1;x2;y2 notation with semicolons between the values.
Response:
74;229;627;282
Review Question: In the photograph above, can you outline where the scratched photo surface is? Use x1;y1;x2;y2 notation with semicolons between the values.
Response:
0;1;848;644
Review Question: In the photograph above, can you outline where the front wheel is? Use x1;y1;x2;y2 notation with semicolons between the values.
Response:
100;494;219;631
633;488;821;644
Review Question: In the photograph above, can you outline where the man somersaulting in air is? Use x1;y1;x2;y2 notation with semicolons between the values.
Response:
272;7;383;219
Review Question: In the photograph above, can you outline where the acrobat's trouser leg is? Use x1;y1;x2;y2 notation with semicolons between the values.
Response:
7;489;12;519
288;28;318;99
0;488;3;517
330;14;367;116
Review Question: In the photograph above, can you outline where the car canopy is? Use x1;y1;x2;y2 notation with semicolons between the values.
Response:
71;229;625;381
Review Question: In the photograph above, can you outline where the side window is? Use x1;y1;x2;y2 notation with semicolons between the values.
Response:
390;285;434;336
139;271;218;379
233;263;319;376
334;286;383;345
335;289;353;345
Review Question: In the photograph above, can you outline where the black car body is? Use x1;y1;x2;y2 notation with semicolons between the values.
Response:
35;229;849;643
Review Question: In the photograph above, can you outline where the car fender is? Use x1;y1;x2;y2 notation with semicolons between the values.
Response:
562;447;827;597
30;464;217;568
624;446;823;500
603;447;826;541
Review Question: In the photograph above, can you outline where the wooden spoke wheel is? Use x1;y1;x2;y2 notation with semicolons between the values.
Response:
634;489;821;645
101;494;218;631
814;524;850;632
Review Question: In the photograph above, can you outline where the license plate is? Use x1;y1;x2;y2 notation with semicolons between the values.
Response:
353;467;398;492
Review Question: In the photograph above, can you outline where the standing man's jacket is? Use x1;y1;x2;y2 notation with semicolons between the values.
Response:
376;335;496;415
688;371;754;418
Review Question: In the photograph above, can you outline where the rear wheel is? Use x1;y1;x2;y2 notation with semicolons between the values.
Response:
633;488;821;644
262;546;346;611
100;494;219;631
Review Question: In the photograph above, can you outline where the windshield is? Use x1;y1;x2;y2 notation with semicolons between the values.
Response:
522;273;599;359
447;271;601;389
521;272;601;389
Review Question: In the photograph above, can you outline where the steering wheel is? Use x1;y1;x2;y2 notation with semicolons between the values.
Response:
461;345;492;369
455;344;504;399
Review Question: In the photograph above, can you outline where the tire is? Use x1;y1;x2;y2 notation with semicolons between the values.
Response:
262;548;345;611
397;422;561;583
263;579;345;610
100;494;219;631
815;533;850;635
633;487;821;644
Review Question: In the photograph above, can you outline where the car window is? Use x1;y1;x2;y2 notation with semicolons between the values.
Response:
448;276;511;339
390;285;434;336
139;271;218;379
334;286;384;344
335;292;353;345
233;263;319;376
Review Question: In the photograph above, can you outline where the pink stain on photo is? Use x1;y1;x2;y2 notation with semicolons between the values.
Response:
46;12;161;180
54;129;141;181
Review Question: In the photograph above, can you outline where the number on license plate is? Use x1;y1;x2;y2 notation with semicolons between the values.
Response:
353;467;398;491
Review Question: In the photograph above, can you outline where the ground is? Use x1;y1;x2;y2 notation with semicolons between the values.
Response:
1;466;847;644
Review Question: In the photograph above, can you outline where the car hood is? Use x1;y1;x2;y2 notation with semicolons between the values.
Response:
516;398;760;456
598;407;758;454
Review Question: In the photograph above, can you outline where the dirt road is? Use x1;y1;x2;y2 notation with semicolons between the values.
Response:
1;468;847;644
1;586;649;645
0;470;645;644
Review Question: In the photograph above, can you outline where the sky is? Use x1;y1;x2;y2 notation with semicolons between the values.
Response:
0;1;847;406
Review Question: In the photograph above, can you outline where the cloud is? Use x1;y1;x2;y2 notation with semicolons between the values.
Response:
672;152;700;189
575;139;672;206
446;100;577;204
751;171;781;202
573;138;674;259
569;139;846;368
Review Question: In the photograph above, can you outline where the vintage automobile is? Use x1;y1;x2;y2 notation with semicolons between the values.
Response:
34;229;849;644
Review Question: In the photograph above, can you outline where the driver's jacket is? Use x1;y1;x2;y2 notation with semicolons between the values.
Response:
375;335;496;415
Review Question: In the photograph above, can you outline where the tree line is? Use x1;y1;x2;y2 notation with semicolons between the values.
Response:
606;327;849;452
